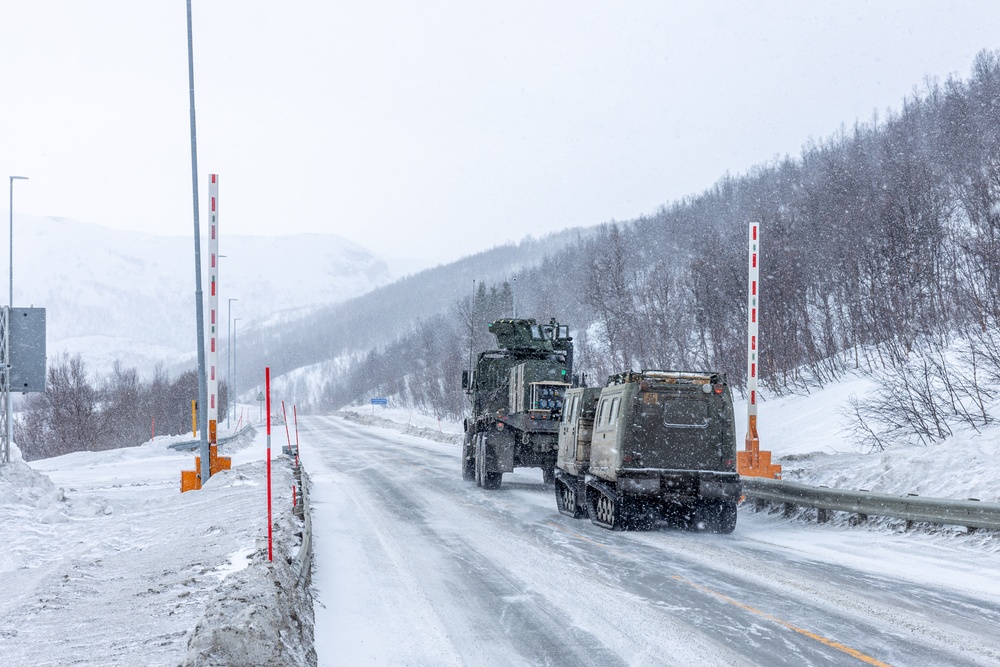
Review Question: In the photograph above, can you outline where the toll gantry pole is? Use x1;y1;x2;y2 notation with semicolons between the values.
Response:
208;174;219;446
737;221;781;479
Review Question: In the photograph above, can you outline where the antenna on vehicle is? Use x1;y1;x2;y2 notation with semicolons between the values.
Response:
468;279;476;381
512;277;517;318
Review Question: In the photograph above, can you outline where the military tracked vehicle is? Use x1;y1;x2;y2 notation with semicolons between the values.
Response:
461;318;572;489
554;370;741;532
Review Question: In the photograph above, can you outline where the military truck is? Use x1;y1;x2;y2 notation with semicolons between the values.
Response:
461;318;572;489
554;370;742;532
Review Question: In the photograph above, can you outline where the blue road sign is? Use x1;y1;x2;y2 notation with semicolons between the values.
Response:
370;397;388;406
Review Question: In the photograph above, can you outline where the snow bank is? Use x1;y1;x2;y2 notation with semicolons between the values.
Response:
181;461;315;667
0;456;55;505
0;430;315;667
732;371;1000;504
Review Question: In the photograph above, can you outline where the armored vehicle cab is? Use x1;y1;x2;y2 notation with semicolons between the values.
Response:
554;370;741;532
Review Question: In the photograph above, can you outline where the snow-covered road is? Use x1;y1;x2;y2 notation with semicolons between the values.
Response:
303;415;1000;667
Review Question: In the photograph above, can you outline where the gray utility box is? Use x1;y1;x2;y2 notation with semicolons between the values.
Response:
10;307;46;392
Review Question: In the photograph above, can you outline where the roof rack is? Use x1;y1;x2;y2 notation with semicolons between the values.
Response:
606;370;726;386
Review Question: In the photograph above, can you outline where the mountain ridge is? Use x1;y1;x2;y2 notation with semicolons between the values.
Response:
14;215;393;374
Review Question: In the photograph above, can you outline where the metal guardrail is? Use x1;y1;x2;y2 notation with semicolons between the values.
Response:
741;476;1000;531
293;465;312;586
167;423;257;451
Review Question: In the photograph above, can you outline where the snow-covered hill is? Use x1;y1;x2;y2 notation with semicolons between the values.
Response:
14;215;391;374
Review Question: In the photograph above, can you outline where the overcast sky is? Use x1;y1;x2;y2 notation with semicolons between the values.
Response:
2;2;999;270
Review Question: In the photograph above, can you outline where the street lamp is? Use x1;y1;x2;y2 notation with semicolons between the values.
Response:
4;176;27;465
227;298;238;428
8;176;27;309
232;317;240;426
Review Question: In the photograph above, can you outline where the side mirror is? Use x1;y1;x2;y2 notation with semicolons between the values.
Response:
461;370;470;390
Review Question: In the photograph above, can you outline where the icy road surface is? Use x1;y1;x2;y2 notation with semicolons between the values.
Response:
302;415;1000;667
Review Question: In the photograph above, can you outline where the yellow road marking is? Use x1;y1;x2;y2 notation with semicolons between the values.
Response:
672;575;893;667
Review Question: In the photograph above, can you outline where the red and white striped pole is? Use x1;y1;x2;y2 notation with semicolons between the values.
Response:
207;174;219;445
737;222;781;479
266;367;273;562
745;221;760;465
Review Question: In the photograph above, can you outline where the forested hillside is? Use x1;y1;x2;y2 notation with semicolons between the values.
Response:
321;51;1000;445
228;228;595;397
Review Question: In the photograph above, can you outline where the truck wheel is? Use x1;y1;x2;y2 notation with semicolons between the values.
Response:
474;437;484;487
476;435;502;490
482;471;502;489
461;439;475;482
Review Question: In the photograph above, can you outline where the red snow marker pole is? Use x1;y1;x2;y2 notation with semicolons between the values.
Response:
282;400;292;453
266;367;273;562
292;484;297;508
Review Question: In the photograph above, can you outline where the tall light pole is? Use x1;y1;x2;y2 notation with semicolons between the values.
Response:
185;0;210;484
227;298;238;428
4;176;27;465
9;176;28;309
233;317;240;426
